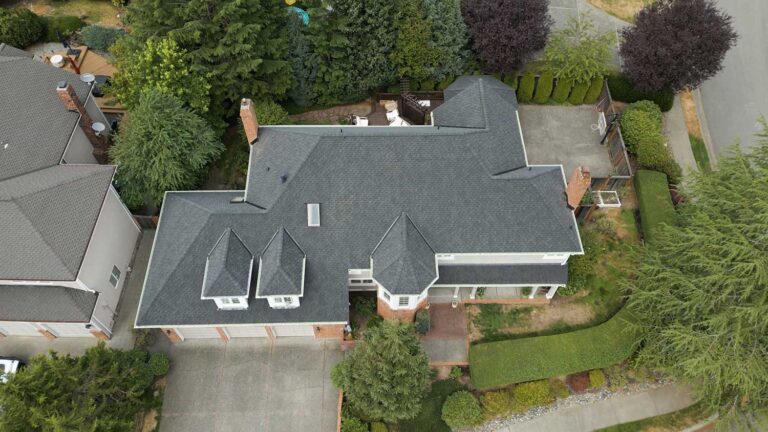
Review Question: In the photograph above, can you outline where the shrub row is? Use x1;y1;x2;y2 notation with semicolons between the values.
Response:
469;308;640;389
621;100;682;182
518;74;604;105
634;169;676;244
608;73;674;112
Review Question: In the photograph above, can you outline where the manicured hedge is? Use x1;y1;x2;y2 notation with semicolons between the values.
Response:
607;73;674;112
583;76;604;104
552;78;573;103
517;72;535;103
469;308;639;389
567;81;590;105
503;74;518;90
634;170;676;244
533;71;554;104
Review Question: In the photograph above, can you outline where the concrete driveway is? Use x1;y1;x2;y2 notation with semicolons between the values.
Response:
160;338;342;432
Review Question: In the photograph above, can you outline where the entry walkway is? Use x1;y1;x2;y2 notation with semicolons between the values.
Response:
421;304;468;365
491;384;694;432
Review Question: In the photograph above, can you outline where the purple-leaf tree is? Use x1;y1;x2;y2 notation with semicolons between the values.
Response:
620;0;738;92
461;0;553;74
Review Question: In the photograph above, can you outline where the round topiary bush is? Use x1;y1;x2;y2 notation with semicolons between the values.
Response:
481;390;512;417
567;81;590;105
583;76;604;104
620;108;661;153
148;352;170;376
511;380;553;408
80;25;125;51
589;369;607;389
442;391;483;428
517;72;535;103
533;71;554;104
0;8;45;48
552;78;573;103
625;100;663;130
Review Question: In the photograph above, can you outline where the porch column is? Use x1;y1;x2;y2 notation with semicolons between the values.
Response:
545;286;559;299
528;287;539;299
469;286;478;300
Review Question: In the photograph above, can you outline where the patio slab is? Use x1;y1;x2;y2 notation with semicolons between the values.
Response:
421;339;468;365
424;304;467;339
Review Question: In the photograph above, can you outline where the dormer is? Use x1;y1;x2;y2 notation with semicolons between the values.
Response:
201;228;253;310
255;227;306;309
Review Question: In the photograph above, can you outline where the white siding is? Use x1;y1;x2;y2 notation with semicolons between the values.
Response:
272;325;315;337
0;321;41;336
176;327;220;339
62;126;98;165
77;187;141;334
437;253;569;266
225;326;269;338
84;95;110;134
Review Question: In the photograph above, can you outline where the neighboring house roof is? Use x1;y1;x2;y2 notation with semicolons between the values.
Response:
435;264;569;286
0;43;33;58
136;76;582;327
0;165;115;281
371;213;437;295
256;227;305;297
0;54;91;181
0;284;97;322
201;228;253;298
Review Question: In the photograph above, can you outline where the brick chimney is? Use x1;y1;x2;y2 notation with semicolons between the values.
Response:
240;98;259;144
566;166;592;209
56;81;109;164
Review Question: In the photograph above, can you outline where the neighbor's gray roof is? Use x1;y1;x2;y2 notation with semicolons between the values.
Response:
0;55;92;181
256;227;306;297
136;76;582;327
371;213;437;295
0;285;97;322
434;264;569;286
0;43;33;58
0;165;115;280
201;228;253;298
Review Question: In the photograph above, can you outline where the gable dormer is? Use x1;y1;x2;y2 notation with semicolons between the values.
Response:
201;228;253;310
255;227;306;309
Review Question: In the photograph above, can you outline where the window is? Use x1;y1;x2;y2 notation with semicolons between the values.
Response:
221;298;232;305
231;298;241;304
350;279;375;285
307;203;320;227
399;296;409;307
362;279;373;284
284;297;293;305
108;266;121;287
272;297;283;304
350;279;363;284
382;291;391;301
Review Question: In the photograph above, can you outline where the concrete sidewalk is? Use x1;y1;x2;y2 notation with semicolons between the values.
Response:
495;384;694;432
664;95;699;176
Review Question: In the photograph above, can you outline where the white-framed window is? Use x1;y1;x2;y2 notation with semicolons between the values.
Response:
399;296;409;307
221;298;232;305
231;298;241;305
284;296;293;305
273;297;283;304
307;203;320;227
349;279;375;285
382;291;391;301
108;266;121;288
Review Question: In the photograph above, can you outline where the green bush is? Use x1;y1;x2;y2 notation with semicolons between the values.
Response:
552;78;573;103
399;379;465;432
636;134;682;183
0;8;45;48
589;369;606;389
512;380;553;408
80;25;124;51
607;74;674;112
371;422;388;432
620;109;661;153
604;364;628;390
341;414;368;432
418;80;435;91
441;391;483;428
625;100;663;128
634;170;676;244
148;352;170;376
533;71;554;104
414;309;430;335
550;379;570;399
43;15;86;43
469;308;640;388
583;76;604;104
481;390;513;417
563;231;599;296
517;72;535;103
449;366;462;380
503;74;518;90
567;81;590;105
437;77;454;90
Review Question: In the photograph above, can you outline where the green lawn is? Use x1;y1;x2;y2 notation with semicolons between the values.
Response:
469;308;640;389
689;134;711;172
595;403;710;432
633;170;676;244
398;380;465;432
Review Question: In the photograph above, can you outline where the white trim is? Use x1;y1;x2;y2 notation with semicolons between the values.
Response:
135;321;347;329
58;118;81;165
109;185;142;232
134;191;170;329
516;110;530;166
431;284;566;288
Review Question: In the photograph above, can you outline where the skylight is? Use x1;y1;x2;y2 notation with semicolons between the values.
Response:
307;203;320;227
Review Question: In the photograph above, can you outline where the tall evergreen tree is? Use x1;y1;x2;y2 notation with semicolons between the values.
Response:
286;13;317;107
627;120;768;421
390;0;442;81
423;0;471;80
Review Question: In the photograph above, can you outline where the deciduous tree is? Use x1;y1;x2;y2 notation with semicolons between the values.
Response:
620;0;737;91
461;0;553;73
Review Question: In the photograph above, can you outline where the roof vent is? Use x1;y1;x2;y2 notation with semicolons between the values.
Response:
280;174;289;184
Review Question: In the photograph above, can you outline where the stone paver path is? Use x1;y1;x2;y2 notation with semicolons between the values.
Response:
494;384;694;432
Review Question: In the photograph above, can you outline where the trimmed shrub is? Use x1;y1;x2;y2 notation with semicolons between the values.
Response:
414;309;430;335
589;369;606;389
567;372;590;393
449;366;462;380
503;74;518;90
437;76;454;90
605;364;628;390
512;380;553;408
442;391;483;428
80;25;124;51
533;71;554;104
481;390;513;417
517;72;535;103
634;170;676;243
550;379;570;399
371;422;388;432
620;109;661;153
341;414;368;432
636;135;682;184
607;73;674;112
148;352;170;376
583;76;604;104
418;80;436;91
567;81;590;105
0;8;45;48
552;78;573;103
43;15;86;43
625;100;663;129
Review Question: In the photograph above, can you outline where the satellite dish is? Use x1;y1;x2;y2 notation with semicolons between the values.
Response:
80;73;96;84
50;55;65;68
91;122;106;136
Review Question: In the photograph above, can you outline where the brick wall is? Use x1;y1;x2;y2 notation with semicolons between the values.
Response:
377;297;428;322
313;324;344;339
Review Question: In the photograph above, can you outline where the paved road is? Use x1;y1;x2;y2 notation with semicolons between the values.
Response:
699;0;768;154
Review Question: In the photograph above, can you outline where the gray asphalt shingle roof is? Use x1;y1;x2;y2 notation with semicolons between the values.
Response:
202;228;253;298
256;228;305;297
371;213;437;295
435;264;569;286
0;284;97;322
0;165;115;280
0;55;91;181
0;43;33;58
136;76;582;327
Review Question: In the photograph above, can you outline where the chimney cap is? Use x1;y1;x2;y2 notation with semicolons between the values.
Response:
57;80;68;89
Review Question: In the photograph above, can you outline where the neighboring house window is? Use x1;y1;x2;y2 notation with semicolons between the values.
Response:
382;291;391;301
109;266;121;288
399;296;409;307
